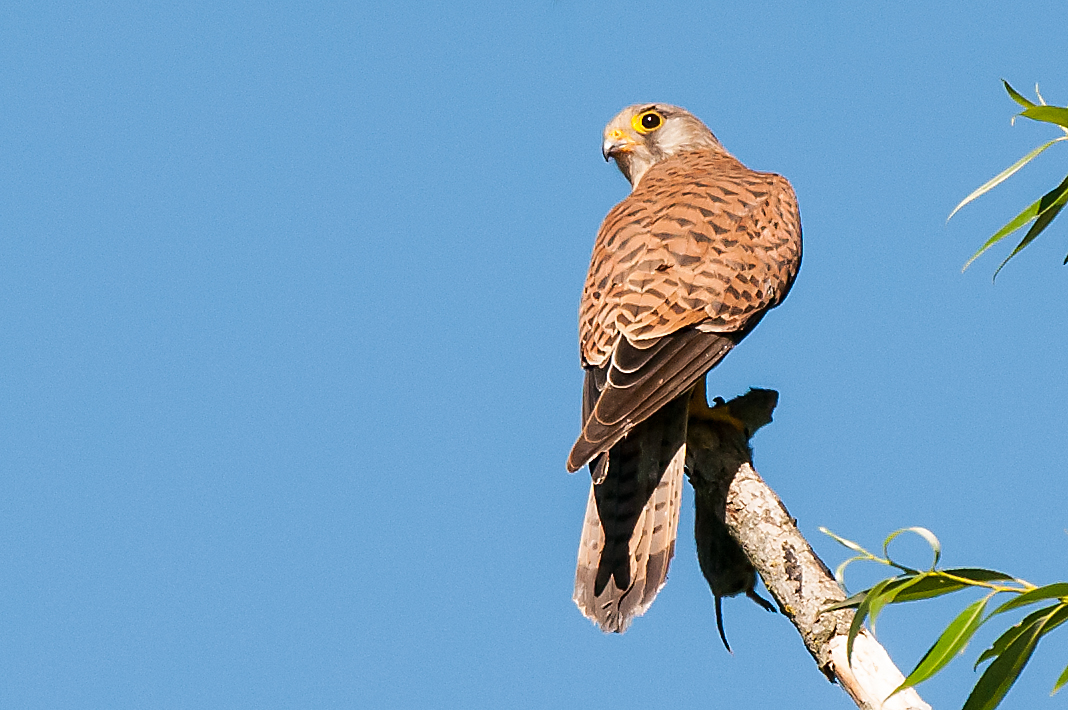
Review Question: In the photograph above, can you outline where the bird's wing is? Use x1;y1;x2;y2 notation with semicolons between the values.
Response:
568;328;736;474
569;152;801;472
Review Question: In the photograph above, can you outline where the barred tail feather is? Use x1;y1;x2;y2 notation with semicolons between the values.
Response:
573;396;688;632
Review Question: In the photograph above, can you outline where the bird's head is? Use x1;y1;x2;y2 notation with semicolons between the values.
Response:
602;104;723;188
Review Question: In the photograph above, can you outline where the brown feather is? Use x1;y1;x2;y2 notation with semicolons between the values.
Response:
570;105;802;633
579;150;801;370
567;328;736;473
573;395;688;632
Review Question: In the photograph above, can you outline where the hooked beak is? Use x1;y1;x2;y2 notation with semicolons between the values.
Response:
602;128;637;161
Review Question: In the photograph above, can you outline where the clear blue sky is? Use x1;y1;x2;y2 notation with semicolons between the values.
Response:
2;2;1066;708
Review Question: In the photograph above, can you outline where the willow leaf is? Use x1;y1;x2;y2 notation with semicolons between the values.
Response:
825;573;954;613
949;138;1065;222
1003;80;1035;108
893;594;992;694
847;577;893;665
1053;661;1068;695
883;527;939;572
1021;106;1068;129
966;172;1068;273
964;613;1045;710
939;568;1015;585
975;604;1068;668
993;177;1068;278
819;527;871;556
963;605;1068;710
963;198;1041;270
891;575;969;603
824;590;868;613
989;582;1068;617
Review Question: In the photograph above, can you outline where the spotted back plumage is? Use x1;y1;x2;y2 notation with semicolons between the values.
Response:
570;105;801;634
580;150;801;370
570;149;800;472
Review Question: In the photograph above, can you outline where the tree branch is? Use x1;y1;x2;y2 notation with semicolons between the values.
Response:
685;389;931;710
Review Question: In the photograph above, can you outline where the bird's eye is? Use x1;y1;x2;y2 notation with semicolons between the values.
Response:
633;110;664;133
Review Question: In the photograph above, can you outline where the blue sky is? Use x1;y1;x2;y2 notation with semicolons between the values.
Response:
2;1;1067;708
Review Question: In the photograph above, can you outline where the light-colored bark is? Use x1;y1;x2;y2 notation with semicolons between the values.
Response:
686;389;930;710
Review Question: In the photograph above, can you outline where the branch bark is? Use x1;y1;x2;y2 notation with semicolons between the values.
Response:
685;389;931;710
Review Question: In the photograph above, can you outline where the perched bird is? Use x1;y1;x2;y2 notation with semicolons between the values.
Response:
569;104;802;633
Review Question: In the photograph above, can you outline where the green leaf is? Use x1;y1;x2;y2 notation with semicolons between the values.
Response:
1021;106;1068;129
993;175;1068;278
939;568;1016;584
963;196;1044;271
949;137;1066;222
823;590;868;612
1003;80;1036;108
847;577;894;665
824;573;941;614
880;573;935;605
963;604;1068;710
963;619;1043;710
883;527;939;572
975;603;1068;668
965;172;1068;273
830;568;1015;613
834;555;869;588
1047;601;1068;631
819;528;877;586
1053;661;1068;695
819;527;871;556
989;582;1068;617
888;568;1013;604
890;575;969;602
827;572;951;612
868;575;917;632
893;594;993;694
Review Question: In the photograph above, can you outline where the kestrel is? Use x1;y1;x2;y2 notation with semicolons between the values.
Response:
569;104;802;633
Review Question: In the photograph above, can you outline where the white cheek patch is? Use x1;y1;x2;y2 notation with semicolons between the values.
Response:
656;120;692;154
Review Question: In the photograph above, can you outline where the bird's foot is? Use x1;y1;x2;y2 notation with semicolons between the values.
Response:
688;386;749;435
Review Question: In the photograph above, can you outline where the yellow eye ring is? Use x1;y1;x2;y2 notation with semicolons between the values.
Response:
632;110;664;134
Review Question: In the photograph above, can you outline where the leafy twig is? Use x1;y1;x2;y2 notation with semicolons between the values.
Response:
951;81;1068;277
821;527;1068;710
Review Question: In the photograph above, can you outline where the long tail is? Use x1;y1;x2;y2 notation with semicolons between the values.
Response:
573;396;688;632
